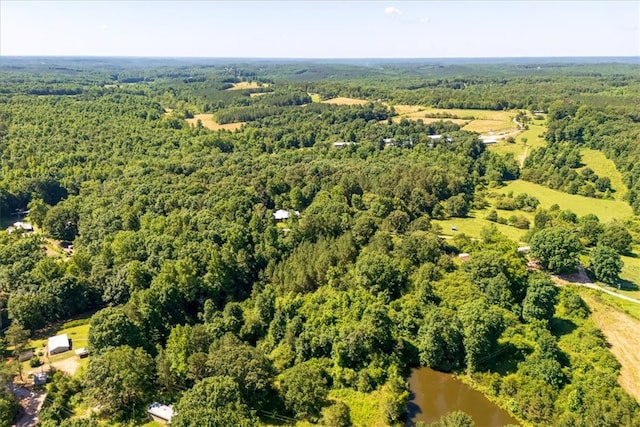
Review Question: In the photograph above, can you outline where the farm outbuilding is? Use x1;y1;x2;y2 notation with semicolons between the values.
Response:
48;334;70;355
148;402;175;424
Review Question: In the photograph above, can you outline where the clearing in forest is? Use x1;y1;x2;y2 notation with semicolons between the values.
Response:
226;81;269;90
186;114;245;131
389;106;516;134
581;293;640;403
321;97;370;106
579;148;628;199
499;180;633;222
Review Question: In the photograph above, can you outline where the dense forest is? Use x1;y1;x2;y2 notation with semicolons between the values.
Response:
1;57;639;427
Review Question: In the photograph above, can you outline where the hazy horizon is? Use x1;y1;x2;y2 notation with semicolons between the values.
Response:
2;1;638;58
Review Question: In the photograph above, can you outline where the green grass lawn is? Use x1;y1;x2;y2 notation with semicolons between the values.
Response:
498;180;633;222
616;254;640;300
579;148;628;199
434;213;529;243
486;118;546;164
22;317;92;376
587;291;640;321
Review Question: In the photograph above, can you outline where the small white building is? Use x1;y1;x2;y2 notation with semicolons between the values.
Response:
7;221;34;233
481;136;497;144
333;141;355;147
148;402;175;424
273;209;300;221
48;334;70;355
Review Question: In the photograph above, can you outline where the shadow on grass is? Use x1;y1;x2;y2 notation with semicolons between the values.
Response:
616;279;639;292
484;342;528;376
550;317;578;338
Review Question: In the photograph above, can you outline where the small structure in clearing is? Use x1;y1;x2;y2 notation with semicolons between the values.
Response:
48;334;70;355
75;348;89;358
34;372;47;386
273;209;300;221
333;141;355;148
148;402;175;424
7;221;34;233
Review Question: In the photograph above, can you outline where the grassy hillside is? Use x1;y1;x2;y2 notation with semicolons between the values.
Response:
579;148;628;199
499;180;633;222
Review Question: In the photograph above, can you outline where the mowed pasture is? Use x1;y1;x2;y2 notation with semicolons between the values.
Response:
321;97;370;106
226;81;269;90
581;292;640;402
499;180;633;222
434;214;529;243
579;148;628;199
185;114;245;131
389;106;516;134
486;118;547;164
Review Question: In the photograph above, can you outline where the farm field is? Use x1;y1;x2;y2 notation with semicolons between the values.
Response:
580;292;640;402
321;97;370;106
226;81;269;90
486;118;547;164
391;106;516;133
579;148;628;199
185;114;245;131
434;213;529;243
498;180;633;222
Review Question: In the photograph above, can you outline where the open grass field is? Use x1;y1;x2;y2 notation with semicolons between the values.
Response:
486;119;547;160
580;292;640;402
328;388;386;427
579;148;628;199
321;97;370;106
389;106;517;134
185;114;245;131
226;81;269;90
618;254;640;300
498;180;633;222
308;93;322;103
434;213;529;243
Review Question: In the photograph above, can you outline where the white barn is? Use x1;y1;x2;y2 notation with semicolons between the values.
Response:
48;334;70;355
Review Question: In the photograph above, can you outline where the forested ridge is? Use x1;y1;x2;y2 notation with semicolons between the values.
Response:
1;58;639;427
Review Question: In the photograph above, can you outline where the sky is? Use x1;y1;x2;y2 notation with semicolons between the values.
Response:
1;1;639;58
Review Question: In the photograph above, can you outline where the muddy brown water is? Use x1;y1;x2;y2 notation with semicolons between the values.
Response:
407;367;519;426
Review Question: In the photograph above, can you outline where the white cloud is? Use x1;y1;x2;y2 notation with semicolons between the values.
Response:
384;6;402;16
98;25;109;31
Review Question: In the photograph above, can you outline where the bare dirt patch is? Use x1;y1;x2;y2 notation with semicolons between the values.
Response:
582;293;640;403
50;357;81;376
185;114;245;131
322;97;370;106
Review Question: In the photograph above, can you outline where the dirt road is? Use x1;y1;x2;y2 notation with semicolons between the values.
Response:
11;386;46;427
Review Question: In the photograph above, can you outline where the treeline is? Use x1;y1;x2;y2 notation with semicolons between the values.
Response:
530;99;640;212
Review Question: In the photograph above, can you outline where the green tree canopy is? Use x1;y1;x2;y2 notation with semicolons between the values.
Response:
590;245;623;285
84;345;155;418
530;227;581;273
171;375;258;427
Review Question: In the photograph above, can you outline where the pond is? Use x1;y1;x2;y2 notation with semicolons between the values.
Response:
407;367;519;426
